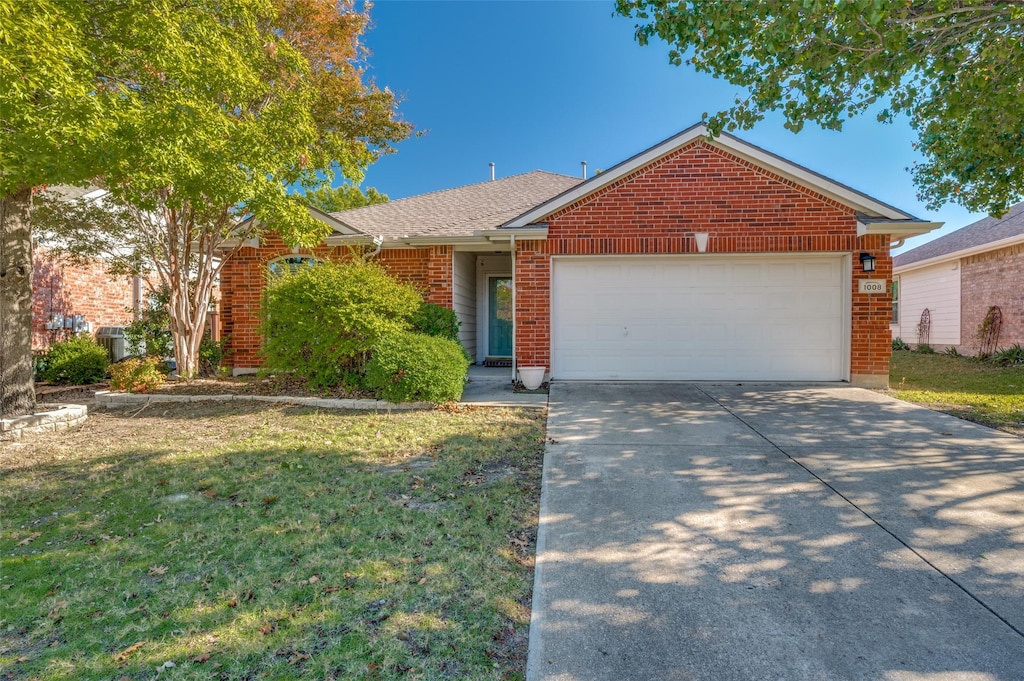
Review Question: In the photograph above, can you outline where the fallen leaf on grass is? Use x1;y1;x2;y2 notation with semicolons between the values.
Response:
258;622;277;636
191;653;212;664
289;652;311;665
202;488;217;499
307;575;320;585
17;532;41;546
148;566;169;576
114;641;145;662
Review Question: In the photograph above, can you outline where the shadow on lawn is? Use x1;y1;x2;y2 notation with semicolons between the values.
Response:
0;402;544;680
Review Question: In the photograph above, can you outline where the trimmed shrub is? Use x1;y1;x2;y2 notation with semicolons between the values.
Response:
412;302;461;342
261;259;423;389
41;336;109;385
365;330;470;403
916;343;935;354
109;357;167;393
892;337;910;351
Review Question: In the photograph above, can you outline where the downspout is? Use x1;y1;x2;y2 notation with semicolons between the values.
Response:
510;234;517;385
366;235;384;258
890;238;905;250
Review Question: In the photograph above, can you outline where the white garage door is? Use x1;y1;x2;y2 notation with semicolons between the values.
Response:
551;255;846;381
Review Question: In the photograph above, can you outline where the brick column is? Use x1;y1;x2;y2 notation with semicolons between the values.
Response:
850;234;892;388
513;239;551;369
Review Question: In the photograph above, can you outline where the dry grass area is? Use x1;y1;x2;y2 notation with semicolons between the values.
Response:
1;401;545;680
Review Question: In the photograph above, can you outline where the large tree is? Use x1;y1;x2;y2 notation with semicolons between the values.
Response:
0;0;121;417
301;183;390;213
615;1;1024;215
16;0;411;393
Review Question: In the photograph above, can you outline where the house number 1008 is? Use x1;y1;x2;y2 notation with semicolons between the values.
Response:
858;279;887;294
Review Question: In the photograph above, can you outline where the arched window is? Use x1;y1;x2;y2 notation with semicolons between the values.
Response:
267;255;317;277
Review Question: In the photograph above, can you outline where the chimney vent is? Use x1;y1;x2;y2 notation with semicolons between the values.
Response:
581;161;588;180
489;162;495;181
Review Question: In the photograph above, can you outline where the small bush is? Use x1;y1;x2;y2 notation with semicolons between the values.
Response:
412;303;461;342
892;337;910;351
989;343;1024;367
365;331;470;403
109;357;167;393
261;259;423;389
199;334;228;377
916;343;935;354
124;287;173;358
41;336;109;385
944;346;962;357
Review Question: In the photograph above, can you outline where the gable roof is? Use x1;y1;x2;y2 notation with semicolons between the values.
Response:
894;202;1024;270
501;123;938;239
331;170;582;240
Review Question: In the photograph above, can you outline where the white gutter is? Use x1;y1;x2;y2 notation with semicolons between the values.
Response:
894;232;1024;274
857;220;943;239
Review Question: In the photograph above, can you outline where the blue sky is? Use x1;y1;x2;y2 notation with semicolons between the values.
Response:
356;0;982;253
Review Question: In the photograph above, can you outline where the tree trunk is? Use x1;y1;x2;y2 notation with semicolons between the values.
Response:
0;187;37;417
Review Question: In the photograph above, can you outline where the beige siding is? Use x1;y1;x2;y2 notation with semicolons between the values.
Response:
892;262;961;346
453;251;477;360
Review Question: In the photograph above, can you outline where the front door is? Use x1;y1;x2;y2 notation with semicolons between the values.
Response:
487;277;513;356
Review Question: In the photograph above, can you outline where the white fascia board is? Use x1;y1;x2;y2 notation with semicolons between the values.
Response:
894;233;1024;274
857;220;943;239
504;123;914;228
479;227;549;241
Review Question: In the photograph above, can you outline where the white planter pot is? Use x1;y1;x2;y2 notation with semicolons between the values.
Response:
518;366;546;390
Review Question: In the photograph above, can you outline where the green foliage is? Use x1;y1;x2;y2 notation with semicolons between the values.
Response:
21;0;413;381
261;259;423;389
365;331;470;403
300;184;389;213
109;357;167;393
199;334;228;377
892;337;910;352
944;345;962;358
916;344;935;355
123;288;173;359
989;344;1024;367
411;302;462;342
40;336;109;385
616;1;1024;214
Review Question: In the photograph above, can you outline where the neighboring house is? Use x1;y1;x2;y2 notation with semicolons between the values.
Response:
219;124;940;387
892;202;1024;352
32;186;139;353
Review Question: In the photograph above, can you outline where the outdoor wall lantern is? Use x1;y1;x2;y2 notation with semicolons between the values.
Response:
859;252;877;273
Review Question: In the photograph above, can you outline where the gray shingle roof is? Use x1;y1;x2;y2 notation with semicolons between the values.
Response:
895;202;1024;267
329;171;582;239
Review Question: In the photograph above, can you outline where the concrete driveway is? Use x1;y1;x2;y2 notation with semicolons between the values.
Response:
527;383;1024;681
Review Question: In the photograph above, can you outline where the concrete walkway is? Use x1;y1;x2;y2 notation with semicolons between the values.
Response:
528;382;1024;681
461;365;548;408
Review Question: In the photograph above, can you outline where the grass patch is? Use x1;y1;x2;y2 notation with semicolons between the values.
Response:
890;350;1024;435
0;402;545;680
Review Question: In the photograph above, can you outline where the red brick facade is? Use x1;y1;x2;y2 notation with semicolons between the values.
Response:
218;235;437;370
960;243;1024;351
32;248;135;351
219;139;896;384
513;140;892;384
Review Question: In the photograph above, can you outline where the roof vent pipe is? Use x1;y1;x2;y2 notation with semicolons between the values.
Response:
581;161;587;180
489;162;495;181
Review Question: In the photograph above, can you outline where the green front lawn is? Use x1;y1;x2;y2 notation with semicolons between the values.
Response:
890;350;1024;435
1;403;545;680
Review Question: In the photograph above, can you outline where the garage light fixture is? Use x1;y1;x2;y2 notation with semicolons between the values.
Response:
859;252;877;273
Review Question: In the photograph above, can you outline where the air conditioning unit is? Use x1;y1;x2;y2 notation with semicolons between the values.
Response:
96;326;129;362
